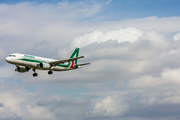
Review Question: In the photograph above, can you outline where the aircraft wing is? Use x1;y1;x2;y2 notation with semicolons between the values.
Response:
49;56;85;66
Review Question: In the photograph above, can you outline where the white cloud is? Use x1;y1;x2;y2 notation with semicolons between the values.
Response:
0;79;93;120
0;1;102;54
94;96;118;113
93;96;129;117
128;68;180;89
0;48;6;60
0;66;15;78
173;33;180;41
140;30;169;48
109;16;180;33
71;27;143;48
127;76;162;88
24;105;56;120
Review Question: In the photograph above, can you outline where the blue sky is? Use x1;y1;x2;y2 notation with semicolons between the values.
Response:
1;0;180;20
1;0;180;120
108;0;180;19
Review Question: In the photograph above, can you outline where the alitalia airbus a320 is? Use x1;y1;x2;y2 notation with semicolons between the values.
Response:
5;48;90;77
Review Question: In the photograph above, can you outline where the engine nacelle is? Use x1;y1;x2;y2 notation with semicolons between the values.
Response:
39;63;51;69
15;66;30;72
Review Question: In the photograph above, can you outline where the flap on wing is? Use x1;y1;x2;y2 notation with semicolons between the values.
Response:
49;56;85;66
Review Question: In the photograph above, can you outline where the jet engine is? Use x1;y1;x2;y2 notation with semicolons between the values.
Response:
39;63;51;69
15;66;30;72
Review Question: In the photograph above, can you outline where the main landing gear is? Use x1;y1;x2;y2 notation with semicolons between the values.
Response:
32;69;53;77
32;69;38;77
48;70;53;75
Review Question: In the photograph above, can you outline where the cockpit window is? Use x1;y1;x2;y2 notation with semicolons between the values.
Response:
9;55;16;57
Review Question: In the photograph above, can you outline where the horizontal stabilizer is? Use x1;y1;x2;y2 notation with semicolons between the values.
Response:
76;63;90;67
49;56;85;66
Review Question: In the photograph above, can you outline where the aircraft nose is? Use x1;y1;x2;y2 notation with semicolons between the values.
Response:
5;57;10;62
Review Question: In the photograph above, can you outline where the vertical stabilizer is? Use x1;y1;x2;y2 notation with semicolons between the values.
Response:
68;48;79;68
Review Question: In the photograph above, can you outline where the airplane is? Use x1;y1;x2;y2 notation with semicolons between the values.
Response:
5;48;90;77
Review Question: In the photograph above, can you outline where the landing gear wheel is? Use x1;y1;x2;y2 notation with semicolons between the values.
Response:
32;69;38;77
48;70;53;75
33;73;38;77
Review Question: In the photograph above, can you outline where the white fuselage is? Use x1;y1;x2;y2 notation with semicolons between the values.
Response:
5;53;74;71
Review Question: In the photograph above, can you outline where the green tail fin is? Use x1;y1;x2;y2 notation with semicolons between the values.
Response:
68;48;79;67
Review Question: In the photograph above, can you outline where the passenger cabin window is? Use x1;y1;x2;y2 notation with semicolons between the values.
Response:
9;55;16;57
